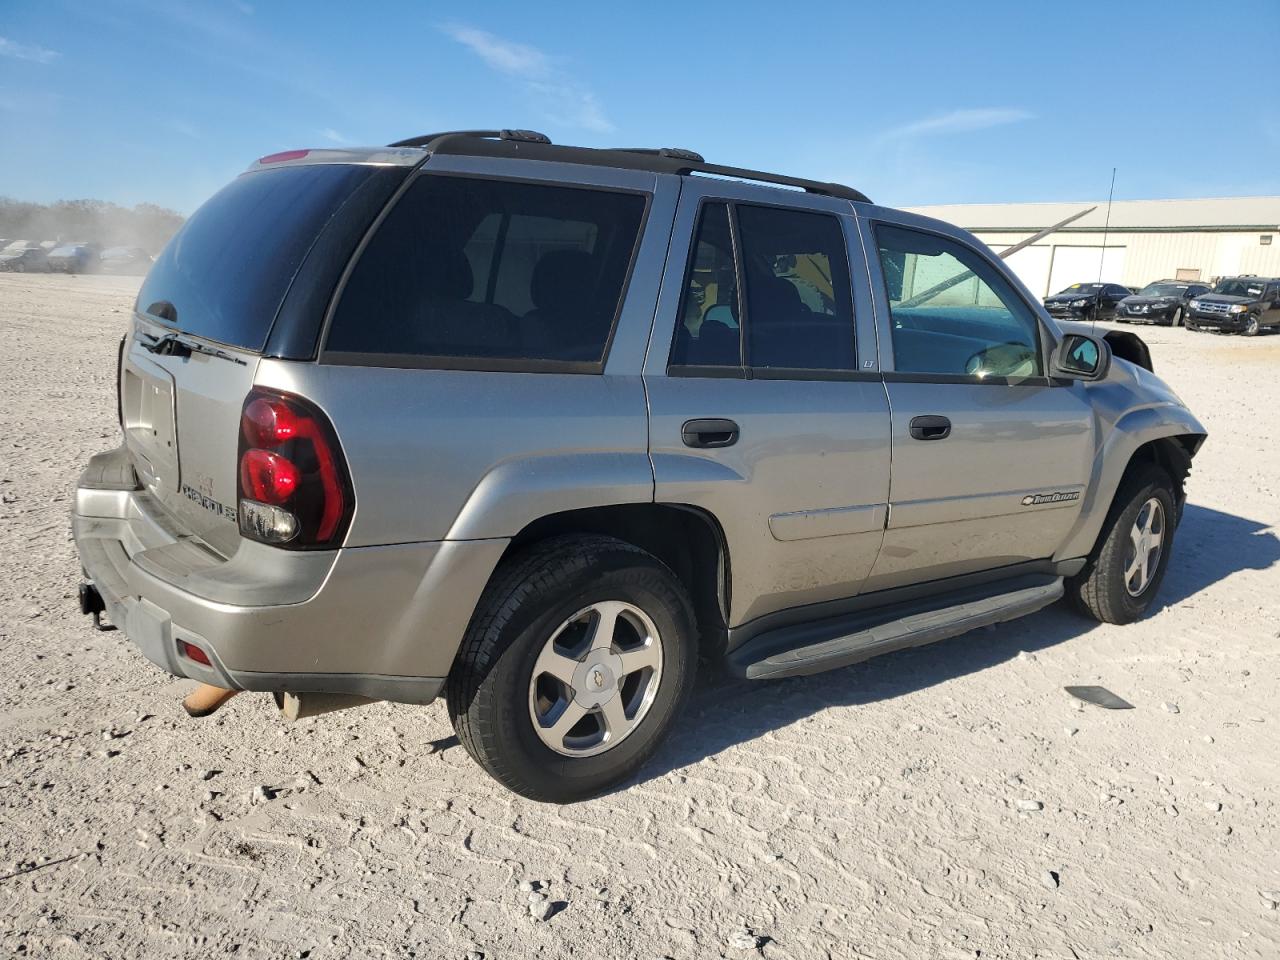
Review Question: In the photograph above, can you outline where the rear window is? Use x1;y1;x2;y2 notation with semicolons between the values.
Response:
136;164;376;351
324;175;647;368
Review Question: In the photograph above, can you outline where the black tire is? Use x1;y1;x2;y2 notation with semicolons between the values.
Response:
1243;314;1260;337
1171;306;1183;327
446;535;697;803
1066;464;1177;624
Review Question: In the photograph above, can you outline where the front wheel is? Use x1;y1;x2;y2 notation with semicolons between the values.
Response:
1243;314;1260;336
446;535;697;802
1171;306;1183;327
1067;464;1176;624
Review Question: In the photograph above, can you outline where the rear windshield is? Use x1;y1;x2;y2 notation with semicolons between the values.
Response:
324;174;648;368
136;164;376;351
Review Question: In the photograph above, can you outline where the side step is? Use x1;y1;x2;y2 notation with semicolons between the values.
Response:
728;575;1064;680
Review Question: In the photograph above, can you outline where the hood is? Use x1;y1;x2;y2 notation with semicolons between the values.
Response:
1196;293;1254;305
1046;291;1098;303
1121;295;1177;306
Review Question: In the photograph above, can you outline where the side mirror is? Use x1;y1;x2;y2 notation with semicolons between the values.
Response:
1053;333;1111;381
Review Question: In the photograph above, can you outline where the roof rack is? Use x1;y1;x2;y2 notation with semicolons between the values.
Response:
385;130;870;203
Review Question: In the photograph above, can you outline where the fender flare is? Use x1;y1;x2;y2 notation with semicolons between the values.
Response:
1055;404;1205;562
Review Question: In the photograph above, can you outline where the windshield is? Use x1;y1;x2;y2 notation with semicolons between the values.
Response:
2;241;28;253
1057;283;1102;295
50;245;80;256
1212;279;1264;298
1139;283;1188;298
136;163;378;350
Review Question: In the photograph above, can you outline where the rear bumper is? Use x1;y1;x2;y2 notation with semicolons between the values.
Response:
73;447;508;704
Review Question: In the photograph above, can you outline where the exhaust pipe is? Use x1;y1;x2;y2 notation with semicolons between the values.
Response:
182;683;239;718
273;691;376;722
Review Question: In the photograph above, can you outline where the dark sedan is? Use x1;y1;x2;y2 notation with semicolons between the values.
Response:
1115;280;1210;327
1043;282;1130;321
0;241;48;272
46;243;99;274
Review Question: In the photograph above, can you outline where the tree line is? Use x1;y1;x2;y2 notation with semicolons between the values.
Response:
0;198;185;254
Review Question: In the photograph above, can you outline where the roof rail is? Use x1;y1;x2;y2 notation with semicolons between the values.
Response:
388;129;551;149
612;146;706;163
386;130;870;203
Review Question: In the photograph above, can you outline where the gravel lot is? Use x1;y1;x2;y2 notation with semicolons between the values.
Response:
2;273;1278;959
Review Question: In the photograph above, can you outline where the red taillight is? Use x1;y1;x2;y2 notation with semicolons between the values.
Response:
239;449;300;504
242;397;300;448
235;388;352;549
178;640;211;666
258;149;310;164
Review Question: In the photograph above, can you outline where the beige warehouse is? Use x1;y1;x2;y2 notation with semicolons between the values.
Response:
906;196;1280;298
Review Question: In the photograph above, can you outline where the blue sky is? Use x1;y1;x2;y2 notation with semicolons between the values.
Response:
2;0;1278;214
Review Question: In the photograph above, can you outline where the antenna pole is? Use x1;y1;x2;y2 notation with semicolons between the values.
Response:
1098;167;1116;283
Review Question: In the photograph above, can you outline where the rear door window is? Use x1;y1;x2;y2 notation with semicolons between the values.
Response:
325;175;648;368
136;164;380;351
669;201;855;375
737;205;854;372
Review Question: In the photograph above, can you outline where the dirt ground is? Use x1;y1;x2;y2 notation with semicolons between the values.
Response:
1;273;1277;960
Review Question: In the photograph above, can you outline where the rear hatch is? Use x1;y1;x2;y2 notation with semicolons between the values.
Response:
120;159;406;557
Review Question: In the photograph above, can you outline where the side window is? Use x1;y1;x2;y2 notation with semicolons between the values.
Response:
668;201;855;373
737;205;855;371
326;175;647;366
669;203;742;369
875;224;1043;380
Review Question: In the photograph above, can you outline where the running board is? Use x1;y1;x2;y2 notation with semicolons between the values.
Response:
728;575;1064;680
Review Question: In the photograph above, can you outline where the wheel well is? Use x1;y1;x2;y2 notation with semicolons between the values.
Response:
1121;435;1199;522
505;504;731;659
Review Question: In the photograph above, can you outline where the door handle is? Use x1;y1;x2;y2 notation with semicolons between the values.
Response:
909;415;951;441
682;418;740;448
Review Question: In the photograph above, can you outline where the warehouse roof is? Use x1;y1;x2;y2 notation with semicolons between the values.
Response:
905;196;1280;232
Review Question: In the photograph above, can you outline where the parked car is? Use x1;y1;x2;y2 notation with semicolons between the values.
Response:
71;131;1206;802
46;243;99;274
1043;282;1131;322
0;240;48;272
98;246;153;274
1115;280;1210;327
1186;276;1280;336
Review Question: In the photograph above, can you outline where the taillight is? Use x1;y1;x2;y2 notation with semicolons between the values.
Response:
235;388;353;549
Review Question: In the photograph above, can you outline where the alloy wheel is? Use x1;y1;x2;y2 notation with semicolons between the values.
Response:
528;600;664;758
1124;498;1164;597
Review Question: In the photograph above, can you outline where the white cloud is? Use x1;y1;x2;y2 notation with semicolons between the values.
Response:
441;24;613;133
0;36;60;64
320;128;350;144
876;108;1034;144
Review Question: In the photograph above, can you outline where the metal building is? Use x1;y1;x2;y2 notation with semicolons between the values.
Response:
905;197;1280;298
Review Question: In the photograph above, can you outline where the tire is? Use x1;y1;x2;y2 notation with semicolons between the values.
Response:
1243;314;1260;337
1171;306;1183;327
1066;464;1177;624
446;535;697;802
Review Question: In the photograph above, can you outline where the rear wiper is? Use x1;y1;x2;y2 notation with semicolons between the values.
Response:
140;332;247;366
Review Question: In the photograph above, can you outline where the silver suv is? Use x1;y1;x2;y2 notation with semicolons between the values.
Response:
73;130;1205;802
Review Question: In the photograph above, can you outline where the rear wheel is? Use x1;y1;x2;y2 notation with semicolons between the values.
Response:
1067;464;1176;624
446;535;697;802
